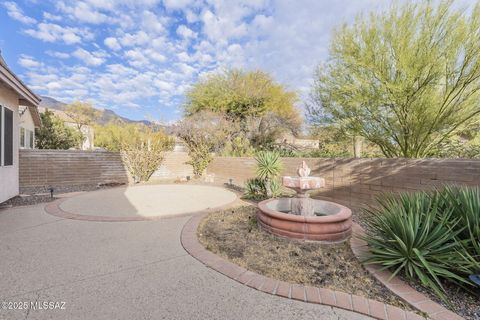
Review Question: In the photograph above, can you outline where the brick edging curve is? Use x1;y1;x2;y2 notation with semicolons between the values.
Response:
181;213;435;320
350;224;463;320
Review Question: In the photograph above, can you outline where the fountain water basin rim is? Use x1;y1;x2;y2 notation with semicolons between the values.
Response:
258;198;352;223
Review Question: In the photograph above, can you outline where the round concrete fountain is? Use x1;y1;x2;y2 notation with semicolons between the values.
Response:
257;161;352;242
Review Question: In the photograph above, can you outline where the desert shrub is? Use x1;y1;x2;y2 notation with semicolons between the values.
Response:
96;123;174;182
244;178;282;200
362;191;478;302
243;151;283;200
176;111;233;177
244;178;267;200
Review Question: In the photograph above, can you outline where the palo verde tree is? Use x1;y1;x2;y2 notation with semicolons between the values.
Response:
64;101;101;131
185;69;302;148
307;1;480;158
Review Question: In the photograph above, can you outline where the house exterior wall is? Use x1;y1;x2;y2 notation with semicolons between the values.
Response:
0;83;19;203
19;105;36;149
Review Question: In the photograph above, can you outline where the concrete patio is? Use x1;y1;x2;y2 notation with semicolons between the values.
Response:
0;189;374;320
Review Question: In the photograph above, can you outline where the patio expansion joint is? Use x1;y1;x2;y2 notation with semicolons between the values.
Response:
181;213;451;320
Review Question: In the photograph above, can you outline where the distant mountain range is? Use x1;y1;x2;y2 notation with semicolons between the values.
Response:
39;96;153;126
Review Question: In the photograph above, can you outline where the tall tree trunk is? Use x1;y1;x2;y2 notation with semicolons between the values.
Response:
353;136;363;158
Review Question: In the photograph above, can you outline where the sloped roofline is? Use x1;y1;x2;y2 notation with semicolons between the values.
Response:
0;53;42;127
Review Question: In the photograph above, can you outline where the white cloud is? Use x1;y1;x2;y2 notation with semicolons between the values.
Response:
43;12;62;21
24;23;93;44
163;0;192;10
251;14;273;31
4;2;36;24
56;1;110;24
120;31;150;47
46;51;70;59
73;48;106;66
20;0;463;122
201;9;248;42
18;55;42;68
104;37;121;50
124;49;149;68
154;79;173;91
141;10;165;33
145;49;166;62
176;25;197;39
177;62;195;77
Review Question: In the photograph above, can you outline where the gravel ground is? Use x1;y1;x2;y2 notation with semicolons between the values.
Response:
404;276;479;320
1;183;126;208
197;205;414;311
0;194;57;208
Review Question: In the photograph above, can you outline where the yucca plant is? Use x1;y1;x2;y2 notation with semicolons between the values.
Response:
440;186;480;271
254;151;282;197
362;192;472;302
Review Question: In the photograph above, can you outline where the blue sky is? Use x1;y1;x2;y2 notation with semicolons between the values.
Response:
0;0;467;123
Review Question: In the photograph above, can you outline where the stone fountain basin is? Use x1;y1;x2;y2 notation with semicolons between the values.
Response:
282;176;325;190
257;198;352;242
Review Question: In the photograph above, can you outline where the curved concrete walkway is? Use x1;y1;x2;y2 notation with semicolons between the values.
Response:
0;199;372;319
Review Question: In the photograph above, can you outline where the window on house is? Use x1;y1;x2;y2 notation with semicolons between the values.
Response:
25;129;29;149
20;127;25;148
29;130;34;149
4;107;13;166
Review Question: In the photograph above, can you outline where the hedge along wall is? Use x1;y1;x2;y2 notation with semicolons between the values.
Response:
207;157;480;210
19;149;130;194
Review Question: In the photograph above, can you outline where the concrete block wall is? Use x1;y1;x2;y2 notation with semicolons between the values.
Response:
150;151;194;181
19;149;129;193
207;157;480;210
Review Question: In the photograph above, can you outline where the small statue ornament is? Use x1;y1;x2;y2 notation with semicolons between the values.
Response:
297;161;311;177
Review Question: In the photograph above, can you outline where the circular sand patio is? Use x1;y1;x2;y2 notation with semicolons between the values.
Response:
50;185;237;221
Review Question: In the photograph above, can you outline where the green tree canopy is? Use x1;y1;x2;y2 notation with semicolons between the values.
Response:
35;110;83;150
308;1;480;158
185;69;299;119
185;69;302;148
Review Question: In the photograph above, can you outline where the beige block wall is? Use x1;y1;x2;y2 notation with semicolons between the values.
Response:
0;83;20;203
150;151;194;181
207;157;480;210
19;149;129;193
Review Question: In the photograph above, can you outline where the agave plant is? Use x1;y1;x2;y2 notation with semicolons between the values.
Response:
254;151;283;197
362;191;472;302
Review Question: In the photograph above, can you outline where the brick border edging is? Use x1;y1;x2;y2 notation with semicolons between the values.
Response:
181;213;426;320
350;224;464;320
44;188;239;222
